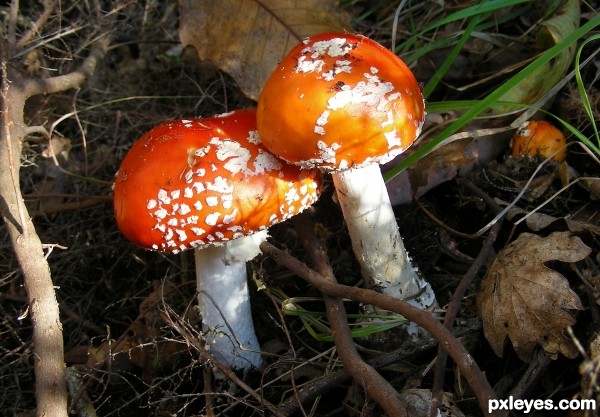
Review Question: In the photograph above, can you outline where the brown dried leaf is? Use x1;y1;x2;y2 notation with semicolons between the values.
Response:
477;232;590;362
179;0;352;100
505;205;600;235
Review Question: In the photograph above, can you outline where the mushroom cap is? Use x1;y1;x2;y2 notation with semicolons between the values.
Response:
257;32;425;172
511;120;567;162
113;109;321;253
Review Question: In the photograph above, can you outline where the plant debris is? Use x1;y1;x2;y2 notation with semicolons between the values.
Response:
477;232;591;362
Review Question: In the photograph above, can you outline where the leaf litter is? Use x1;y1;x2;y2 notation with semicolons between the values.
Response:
477;231;591;362
3;1;600;416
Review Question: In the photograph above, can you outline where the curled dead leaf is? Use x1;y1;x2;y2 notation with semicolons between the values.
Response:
477;232;591;362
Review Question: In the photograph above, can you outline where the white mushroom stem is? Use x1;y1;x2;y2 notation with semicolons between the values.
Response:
194;230;266;371
332;164;436;311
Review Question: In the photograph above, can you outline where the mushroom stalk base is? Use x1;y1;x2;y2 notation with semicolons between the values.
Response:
195;231;266;371
332;164;436;310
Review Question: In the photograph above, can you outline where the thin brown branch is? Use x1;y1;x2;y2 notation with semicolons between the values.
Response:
430;222;501;415
161;307;286;417
30;197;107;218
0;10;112;414
260;241;498;415
16;0;58;49
292;213;408;417
21;35;111;99
430;179;504;416
1;42;28;234
277;321;479;415
506;348;552;399
8;0;18;53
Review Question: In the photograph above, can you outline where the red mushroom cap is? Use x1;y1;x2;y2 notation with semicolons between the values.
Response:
257;32;425;172
113;109;321;253
511;120;567;162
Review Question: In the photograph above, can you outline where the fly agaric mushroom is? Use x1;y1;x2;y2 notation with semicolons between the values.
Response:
511;120;567;162
257;33;436;314
113;109;321;371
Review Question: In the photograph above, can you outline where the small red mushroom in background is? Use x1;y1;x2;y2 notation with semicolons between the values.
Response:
113;109;321;371
257;33;437;331
511;120;568;162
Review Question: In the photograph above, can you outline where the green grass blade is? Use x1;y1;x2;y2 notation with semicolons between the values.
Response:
423;13;483;98
574;35;600;147
282;297;408;341
384;14;600;182
419;0;529;34
398;0;529;54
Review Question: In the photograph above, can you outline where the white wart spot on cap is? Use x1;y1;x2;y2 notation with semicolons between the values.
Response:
296;37;355;77
141;114;321;252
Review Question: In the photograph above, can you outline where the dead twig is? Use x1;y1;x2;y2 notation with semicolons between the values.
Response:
29;197;108;218
161;306;286;417
16;0;58;49
0;3;111;414
430;178;504;417
292;212;408;417
260;241;498;415
497;349;551;417
277;321;479;415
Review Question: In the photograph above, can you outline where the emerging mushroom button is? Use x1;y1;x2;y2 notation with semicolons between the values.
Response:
257;32;425;171
113;109;321;253
511;120;567;163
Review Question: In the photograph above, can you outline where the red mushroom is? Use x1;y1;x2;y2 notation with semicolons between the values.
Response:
113;109;321;370
511;120;567;162
257;33;436;319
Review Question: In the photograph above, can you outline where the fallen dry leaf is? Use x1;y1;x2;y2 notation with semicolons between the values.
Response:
179;0;352;100
477;232;591;362
504;205;600;235
385;115;512;205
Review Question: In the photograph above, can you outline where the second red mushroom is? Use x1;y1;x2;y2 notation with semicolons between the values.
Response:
114;109;321;370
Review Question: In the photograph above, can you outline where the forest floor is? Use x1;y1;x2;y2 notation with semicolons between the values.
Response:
1;1;600;416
